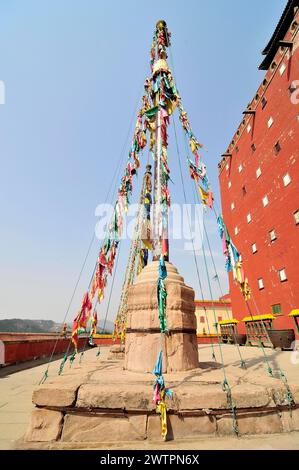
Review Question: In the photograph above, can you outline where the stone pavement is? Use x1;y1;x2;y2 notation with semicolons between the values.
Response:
1;344;299;450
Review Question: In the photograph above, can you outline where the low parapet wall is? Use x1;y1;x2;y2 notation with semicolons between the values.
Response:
0;333;221;366
0;334;89;366
0;332;63;341
197;334;220;344
93;335;120;346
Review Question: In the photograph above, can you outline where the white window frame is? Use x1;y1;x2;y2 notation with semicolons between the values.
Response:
262;195;269;207
283;173;291;187
279;62;286;76
252;243;257;254
231;202;235;210
269;229;277;242
278;269;287;282
256;167;262;178
268;116;274;128
258;278;264;290
247;213;252;223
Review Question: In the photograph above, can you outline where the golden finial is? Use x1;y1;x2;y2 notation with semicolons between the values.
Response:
156;20;167;31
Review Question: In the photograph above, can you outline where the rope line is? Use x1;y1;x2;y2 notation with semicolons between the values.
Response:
172;112;238;434
39;84;145;384
79;238;122;364
172;115;217;359
169;40;294;415
203;220;246;367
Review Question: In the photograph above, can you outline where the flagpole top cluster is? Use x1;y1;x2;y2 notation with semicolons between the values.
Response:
156;20;167;31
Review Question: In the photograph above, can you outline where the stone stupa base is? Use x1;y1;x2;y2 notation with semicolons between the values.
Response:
124;261;199;373
15;350;299;449
108;344;125;360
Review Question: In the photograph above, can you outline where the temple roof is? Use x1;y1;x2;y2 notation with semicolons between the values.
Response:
259;0;299;70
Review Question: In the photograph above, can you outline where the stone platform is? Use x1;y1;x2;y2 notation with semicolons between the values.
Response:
16;349;299;449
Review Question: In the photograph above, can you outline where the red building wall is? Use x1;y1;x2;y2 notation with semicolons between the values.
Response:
218;8;299;336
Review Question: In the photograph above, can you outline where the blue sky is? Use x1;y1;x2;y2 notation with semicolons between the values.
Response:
0;0;286;323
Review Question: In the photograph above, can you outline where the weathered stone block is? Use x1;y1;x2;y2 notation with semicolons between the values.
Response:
178;386;228;410
290;385;299;404
107;345;125;360
147;414;216;440
166;333;199;372
281;408;299;432
164;283;195;312
125;261;199;373
127;308;159;330
124;332;163;372
33;383;79;407
76;383;155;411
24;409;63;442
269;386;291;406
217;411;282;435
269;384;299;407
166;310;197;331
61;414;147;442
231;384;272;408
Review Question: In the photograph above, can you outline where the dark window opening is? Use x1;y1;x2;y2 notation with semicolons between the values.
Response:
274;141;281;154
269;229;277;242
294;210;299;225
242;185;247;196
261;97;267;109
271;304;282;314
289;82;297;95
251;143;256;151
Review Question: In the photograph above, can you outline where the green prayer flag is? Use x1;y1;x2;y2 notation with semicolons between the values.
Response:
145;106;159;119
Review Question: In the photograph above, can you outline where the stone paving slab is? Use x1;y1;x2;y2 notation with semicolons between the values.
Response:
14;431;299;450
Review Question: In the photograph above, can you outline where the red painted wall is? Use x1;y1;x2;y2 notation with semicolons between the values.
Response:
197;335;219;344
0;334;89;366
218;13;299;336
93;337;120;346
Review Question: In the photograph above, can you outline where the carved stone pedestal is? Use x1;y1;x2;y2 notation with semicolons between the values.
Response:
108;344;125;360
124;261;199;373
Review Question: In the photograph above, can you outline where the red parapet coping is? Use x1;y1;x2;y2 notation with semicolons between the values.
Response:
93;337;121;346
0;336;89;366
194;300;232;308
197;335;220;344
0;332;62;342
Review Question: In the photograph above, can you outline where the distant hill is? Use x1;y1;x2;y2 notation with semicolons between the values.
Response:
0;318;114;334
0;319;60;333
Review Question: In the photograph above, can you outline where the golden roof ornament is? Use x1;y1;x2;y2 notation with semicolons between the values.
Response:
156;19;167;31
